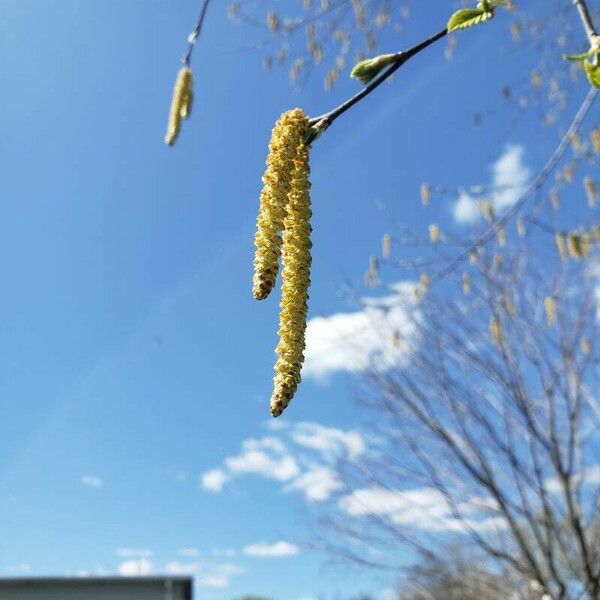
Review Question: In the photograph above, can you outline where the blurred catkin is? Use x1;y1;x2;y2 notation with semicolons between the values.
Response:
544;296;556;325
581;338;592;354
429;224;440;243
165;67;194;146
382;234;392;258
555;233;567;258
253;109;310;300
490;317;502;346
270;142;312;417
567;233;585;259
462;272;471;295
584;176;598;207
420;183;431;206
591;129;600;155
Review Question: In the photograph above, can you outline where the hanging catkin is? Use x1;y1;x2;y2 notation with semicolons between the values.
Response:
165;67;194;146
253;109;309;300
270;141;312;417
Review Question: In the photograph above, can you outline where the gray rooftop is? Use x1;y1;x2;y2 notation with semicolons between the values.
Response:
0;576;193;600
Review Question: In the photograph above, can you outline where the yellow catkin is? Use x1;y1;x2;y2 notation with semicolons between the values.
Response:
584;176;599;207
591;129;600;155
550;189;560;211
429;224;440;243
490;317;502;345
479;201;495;223
516;217;526;237
567;233;584;259
369;256;379;281
420;183;431;206
497;228;507;247
555;232;567;258
382;233;392;258
468;250;478;265
270;142;312;417
581;338;591;354
462;272;471;295
253;109;309;300
504;298;516;317
165;67;194;146
544;296;556;325
581;232;592;257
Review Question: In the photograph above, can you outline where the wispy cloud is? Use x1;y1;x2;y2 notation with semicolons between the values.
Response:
243;541;299;558
212;548;236;559
200;422;364;502
339;487;504;533
117;558;153;576
164;561;244;588
453;144;531;224
116;549;153;559
178;548;200;558
291;422;364;460
284;466;343;501
224;437;300;481
303;283;418;379
81;474;104;489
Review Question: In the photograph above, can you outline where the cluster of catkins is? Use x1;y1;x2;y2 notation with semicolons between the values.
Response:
165;67;194;146
252;109;312;417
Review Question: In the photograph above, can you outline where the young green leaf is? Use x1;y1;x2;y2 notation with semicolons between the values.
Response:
583;60;600;88
350;53;397;85
564;48;599;61
447;7;494;32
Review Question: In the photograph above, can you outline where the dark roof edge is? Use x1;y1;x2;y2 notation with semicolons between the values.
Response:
0;576;193;586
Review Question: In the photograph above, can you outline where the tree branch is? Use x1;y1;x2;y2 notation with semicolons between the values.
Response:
306;27;448;141
183;0;212;67
572;0;598;45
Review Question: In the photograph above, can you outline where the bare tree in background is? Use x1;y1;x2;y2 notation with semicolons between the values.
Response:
316;218;600;600
396;548;514;599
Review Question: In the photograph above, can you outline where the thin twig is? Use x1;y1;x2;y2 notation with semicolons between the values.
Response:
307;28;448;141
572;0;598;44
183;0;212;67
431;86;598;284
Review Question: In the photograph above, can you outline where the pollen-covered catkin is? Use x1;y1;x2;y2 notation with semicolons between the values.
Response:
165;67;194;146
544;296;556;325
270;142;312;417
490;317;502;346
253;109;310;300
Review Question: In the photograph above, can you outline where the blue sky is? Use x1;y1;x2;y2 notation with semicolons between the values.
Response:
0;1;596;599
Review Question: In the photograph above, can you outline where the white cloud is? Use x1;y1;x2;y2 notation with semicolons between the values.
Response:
198;576;230;588
81;475;103;489
284;466;343;502
224;437;300;482
201;469;228;492
243;541;299;558
164;561;200;575
453;145;531;224
212;548;236;558
165;561;244;588
12;563;31;574
199;422;369;503
177;548;200;558
115;549;153;559
303;283;418;379
118;558;153;576
546;464;600;493
339;487;503;533
291;422;364;461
